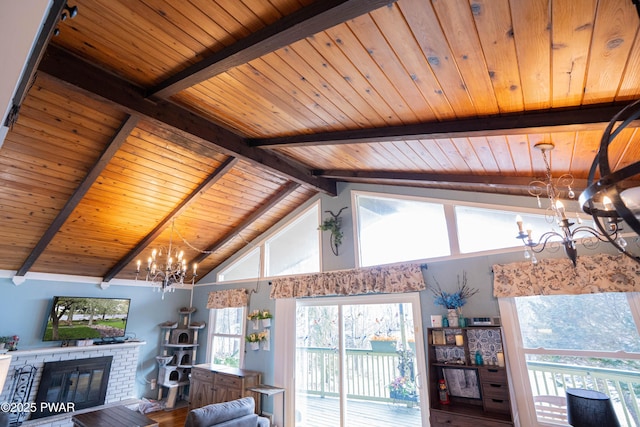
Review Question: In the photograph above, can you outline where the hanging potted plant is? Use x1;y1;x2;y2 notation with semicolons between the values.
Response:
259;310;273;328
260;330;270;351
318;207;347;256
245;332;265;351
247;310;261;330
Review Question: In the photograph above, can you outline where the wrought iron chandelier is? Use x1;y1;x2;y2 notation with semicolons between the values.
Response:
515;142;622;266
579;99;640;265
135;221;198;299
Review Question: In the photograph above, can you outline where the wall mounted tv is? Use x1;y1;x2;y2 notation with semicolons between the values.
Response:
43;296;131;342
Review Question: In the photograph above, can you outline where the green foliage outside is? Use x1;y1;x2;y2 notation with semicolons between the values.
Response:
43;325;102;340
47;297;129;340
214;355;239;368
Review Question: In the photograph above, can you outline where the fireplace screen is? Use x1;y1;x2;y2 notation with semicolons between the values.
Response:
31;356;112;419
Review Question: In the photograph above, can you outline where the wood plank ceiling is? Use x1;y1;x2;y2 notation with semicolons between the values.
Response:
1;0;640;283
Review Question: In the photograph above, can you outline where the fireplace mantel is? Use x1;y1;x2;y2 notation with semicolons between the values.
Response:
6;341;146;358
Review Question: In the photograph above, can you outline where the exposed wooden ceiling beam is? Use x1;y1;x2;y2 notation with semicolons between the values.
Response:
39;45;336;195
15;115;140;278
4;0;66;128
312;169;592;194
149;0;397;98
192;181;301;269
103;156;239;282
248;102;640;148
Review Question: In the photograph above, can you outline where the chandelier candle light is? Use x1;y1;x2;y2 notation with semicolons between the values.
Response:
515;142;622;266
135;222;198;299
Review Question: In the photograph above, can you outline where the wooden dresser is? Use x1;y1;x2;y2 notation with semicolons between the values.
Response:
189;364;262;411
427;326;513;427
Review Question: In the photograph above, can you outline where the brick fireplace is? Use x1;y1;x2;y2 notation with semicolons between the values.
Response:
0;341;145;426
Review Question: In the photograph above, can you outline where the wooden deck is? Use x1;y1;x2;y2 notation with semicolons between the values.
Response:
297;395;423;427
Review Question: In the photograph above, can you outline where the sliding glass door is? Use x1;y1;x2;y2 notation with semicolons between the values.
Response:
294;293;427;427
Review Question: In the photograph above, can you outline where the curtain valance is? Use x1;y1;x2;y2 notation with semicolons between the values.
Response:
206;289;248;309
269;263;426;299
493;253;640;298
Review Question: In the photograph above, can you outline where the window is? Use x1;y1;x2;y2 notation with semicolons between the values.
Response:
455;205;559;254
265;204;320;277
502;293;640;426
218;247;260;282
208;307;246;368
355;192;450;267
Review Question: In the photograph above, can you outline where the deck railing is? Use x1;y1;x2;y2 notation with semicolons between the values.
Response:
296;347;640;425
296;347;402;402
527;360;640;426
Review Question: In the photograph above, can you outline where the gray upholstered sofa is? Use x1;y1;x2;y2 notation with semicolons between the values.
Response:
184;397;270;427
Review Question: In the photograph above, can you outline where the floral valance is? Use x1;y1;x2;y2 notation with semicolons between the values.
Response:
493;253;640;298
206;289;248;309
269;263;426;299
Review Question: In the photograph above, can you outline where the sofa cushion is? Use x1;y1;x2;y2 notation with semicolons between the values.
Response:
207;413;259;427
185;397;257;427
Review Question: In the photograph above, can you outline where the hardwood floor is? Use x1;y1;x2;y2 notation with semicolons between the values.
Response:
146;406;189;427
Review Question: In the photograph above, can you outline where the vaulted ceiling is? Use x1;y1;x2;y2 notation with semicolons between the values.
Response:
2;0;640;284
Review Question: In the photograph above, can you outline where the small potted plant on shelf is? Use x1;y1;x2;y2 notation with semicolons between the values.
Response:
5;335;19;351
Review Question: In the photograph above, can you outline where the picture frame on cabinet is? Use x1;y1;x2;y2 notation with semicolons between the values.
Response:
443;367;481;399
432;330;446;345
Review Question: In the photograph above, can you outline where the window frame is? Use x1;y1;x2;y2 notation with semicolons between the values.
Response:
264;202;321;278
499;292;640;426
206;305;247;368
352;190;453;267
217;246;261;283
351;189;603;268
216;200;321;283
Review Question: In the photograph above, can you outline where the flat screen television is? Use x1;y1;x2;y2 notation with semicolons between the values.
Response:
43;296;131;342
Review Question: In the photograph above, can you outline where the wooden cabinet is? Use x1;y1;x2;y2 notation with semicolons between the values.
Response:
189;367;215;410
189;364;262;411
427;326;513;427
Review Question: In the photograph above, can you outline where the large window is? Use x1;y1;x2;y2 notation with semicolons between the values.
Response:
218;247;260;282
265;204;320;277
355;192;450;267
208;306;246;368
217;202;320;282
502;293;640;426
455;205;560;254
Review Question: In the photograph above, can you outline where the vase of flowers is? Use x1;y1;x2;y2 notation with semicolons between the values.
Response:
429;272;478;327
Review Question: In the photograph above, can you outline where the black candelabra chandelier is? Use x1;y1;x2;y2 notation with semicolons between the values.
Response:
579;99;640;265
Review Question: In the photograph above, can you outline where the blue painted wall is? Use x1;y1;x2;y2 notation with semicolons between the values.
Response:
193;181;619;416
0;278;191;398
